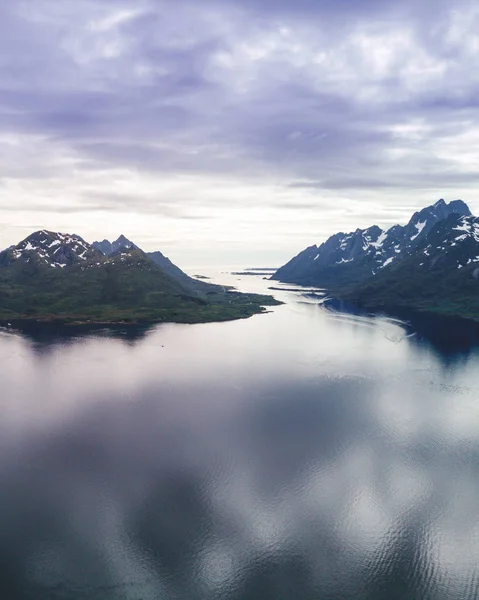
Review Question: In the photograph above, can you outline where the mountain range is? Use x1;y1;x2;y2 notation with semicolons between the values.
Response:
0;232;280;325
272;199;479;321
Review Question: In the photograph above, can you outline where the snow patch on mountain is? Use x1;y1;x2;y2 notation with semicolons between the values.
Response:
6;230;102;269
410;220;426;241
371;231;387;248
454;217;479;243
382;257;395;268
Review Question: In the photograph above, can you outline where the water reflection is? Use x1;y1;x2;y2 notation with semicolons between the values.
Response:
1;274;479;599
322;296;479;364
1;322;155;348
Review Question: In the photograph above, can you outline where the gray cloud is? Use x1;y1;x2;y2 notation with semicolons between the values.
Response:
1;0;479;263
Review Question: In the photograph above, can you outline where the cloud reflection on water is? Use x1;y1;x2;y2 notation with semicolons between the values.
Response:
1;278;479;598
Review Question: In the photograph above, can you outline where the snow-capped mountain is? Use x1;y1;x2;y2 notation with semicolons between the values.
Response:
272;199;471;286
341;211;479;320
0;229;222;295
0;230;102;269
92;235;138;256
415;213;479;271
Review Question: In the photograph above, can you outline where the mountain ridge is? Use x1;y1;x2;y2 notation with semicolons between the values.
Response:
92;235;218;292
273;198;479;322
92;235;138;256
272;199;472;287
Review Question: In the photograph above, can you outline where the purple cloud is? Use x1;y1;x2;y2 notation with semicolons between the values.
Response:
0;0;478;264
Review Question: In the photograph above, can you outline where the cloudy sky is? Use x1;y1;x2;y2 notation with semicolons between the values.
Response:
1;0;478;267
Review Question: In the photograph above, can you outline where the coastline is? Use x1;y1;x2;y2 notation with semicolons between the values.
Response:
0;300;283;332
334;298;479;326
322;296;479;353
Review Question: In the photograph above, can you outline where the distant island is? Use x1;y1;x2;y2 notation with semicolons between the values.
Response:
272;199;479;323
231;271;277;276
0;232;281;327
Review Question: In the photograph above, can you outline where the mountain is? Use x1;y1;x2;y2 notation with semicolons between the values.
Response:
340;213;479;320
0;230;102;269
146;250;215;292
92;235;138;256
93;236;215;292
0;231;280;325
272;199;471;287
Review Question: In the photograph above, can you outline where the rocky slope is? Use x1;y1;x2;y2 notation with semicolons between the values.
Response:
272;199;471;287
92;235;138;256
341;213;479;320
93;235;218;292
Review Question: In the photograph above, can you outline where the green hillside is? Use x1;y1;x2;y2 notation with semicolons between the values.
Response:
0;249;281;325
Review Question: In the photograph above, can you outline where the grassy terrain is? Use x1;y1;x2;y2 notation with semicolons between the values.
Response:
0;251;281;325
337;257;479;322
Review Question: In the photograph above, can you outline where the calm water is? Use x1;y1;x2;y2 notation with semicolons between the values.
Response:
2;272;479;600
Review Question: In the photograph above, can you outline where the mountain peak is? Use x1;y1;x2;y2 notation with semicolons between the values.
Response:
3;230;101;269
116;234;132;245
92;235;137;256
424;198;470;217
448;199;471;214
405;199;471;240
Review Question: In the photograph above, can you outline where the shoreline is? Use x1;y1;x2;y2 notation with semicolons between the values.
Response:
0;303;282;332
322;297;479;351
334;299;479;327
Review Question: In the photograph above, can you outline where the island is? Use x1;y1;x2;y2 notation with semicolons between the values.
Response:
0;231;282;327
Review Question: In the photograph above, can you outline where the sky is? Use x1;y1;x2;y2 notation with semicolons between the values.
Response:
0;0;478;268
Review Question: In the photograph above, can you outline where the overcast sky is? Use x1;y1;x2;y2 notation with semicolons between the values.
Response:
1;0;478;267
